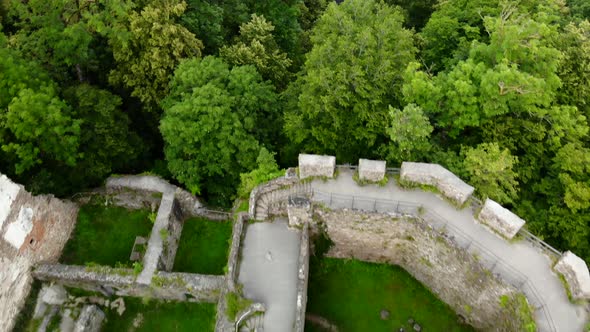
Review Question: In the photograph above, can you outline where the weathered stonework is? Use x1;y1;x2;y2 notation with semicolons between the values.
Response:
317;209;525;331
298;154;336;179
287;197;312;228
554;251;590;300
33;264;224;303
294;223;310;332
73;305;105;332
358;159;386;182
248;174;297;218
478;199;525;239
226;214;246;292
0;173;78;332
400;162;474;206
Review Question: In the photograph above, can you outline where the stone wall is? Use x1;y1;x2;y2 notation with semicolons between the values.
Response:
358;159;386;182
294;223;310;332
0;173;78;332
287;197;312;228
316;209;525;331
478;199;525;239
400;162;474;206
298;154;336;179
247;173;297;218
226;214;247;292
33;264;224;303
554;251;590;300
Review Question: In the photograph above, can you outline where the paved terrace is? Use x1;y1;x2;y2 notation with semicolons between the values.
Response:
309;168;587;332
238;218;301;331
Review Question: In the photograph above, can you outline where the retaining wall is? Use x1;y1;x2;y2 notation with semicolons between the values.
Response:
294;223;310;332
317;209;526;331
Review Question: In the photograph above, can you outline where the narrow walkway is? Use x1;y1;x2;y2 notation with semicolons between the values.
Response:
237;218;301;331
310;168;587;332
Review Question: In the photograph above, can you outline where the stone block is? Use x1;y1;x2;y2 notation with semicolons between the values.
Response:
400;162;474;205
358;159;386;182
287;197;312;228
298;154;336;179
554;251;590;300
477;199;525;239
74;305;105;332
40;284;67;305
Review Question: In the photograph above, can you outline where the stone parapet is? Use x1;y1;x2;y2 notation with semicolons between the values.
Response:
554;251;590;300
478;199;525;239
293;223;310;332
400;162;474;205
226;214;246;292
358;159;386;182
298;154;336;179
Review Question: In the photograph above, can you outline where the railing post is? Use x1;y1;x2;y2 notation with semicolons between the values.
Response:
329;192;333;206
352;196;355;209
373;200;377;212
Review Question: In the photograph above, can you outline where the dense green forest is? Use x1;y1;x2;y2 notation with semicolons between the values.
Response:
1;0;589;261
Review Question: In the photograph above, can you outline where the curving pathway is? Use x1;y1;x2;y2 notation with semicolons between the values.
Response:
309;168;587;332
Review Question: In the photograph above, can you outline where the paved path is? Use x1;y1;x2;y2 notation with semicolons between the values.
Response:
310;168;587;332
238;218;301;331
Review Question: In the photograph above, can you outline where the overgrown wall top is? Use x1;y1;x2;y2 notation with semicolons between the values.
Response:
400;162;474;205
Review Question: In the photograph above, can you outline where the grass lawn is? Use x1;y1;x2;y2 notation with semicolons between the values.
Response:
102;298;216;332
173;217;232;274
60;204;153;266
305;258;475;332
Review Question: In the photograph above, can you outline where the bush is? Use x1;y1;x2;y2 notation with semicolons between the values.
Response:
237;148;284;198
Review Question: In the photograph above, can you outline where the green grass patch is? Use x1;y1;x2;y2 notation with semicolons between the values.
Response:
102;297;215;332
173;217;232;274
60;204;153;266
305;258;474;332
226;291;253;321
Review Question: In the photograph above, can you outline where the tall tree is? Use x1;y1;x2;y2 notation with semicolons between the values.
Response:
107;0;203;109
285;0;416;162
160;56;277;205
462;142;519;204
0;47;80;176
220;14;292;89
383;104;433;163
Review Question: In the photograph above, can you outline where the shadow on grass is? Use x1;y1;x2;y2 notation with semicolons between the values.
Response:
173;217;232;275
305;258;475;332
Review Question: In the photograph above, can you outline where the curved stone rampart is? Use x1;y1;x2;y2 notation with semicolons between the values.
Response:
400;162;474;206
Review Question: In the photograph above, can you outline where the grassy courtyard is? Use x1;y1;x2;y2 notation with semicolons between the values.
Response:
102;298;216;332
173;217;233;275
305;258;475;332
60;204;153;266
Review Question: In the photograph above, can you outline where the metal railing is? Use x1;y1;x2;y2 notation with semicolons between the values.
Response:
335;164;401;175
311;190;557;332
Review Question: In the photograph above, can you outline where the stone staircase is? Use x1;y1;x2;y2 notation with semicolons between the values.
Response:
253;182;311;220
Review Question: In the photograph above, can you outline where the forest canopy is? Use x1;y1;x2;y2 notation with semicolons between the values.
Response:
1;0;590;262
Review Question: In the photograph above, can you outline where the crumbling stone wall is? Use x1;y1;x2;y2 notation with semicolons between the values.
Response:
316;209;524;331
226;214;246;292
0;173;78;332
247;173;297;218
33;264;224;303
